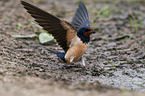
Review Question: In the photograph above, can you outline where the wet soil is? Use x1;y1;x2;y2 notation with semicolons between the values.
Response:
0;0;145;96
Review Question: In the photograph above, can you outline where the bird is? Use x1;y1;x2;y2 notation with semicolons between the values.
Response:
21;0;95;66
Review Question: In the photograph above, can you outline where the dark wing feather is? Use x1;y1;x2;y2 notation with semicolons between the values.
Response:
21;0;76;52
71;2;90;31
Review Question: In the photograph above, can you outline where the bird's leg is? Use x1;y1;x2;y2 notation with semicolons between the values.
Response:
81;56;91;72
81;56;86;67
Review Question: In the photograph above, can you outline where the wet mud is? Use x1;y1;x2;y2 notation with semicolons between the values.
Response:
0;0;145;96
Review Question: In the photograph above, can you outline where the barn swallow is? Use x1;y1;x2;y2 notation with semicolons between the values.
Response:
21;0;95;66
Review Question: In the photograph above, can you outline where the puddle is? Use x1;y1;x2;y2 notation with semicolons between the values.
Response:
94;70;145;91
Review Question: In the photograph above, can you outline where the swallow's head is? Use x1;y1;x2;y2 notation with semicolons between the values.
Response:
78;26;95;38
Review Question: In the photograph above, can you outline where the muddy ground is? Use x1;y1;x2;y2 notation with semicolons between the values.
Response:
0;0;145;96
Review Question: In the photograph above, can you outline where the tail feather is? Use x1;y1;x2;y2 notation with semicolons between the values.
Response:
44;47;61;54
30;42;66;62
31;42;63;54
39;45;66;62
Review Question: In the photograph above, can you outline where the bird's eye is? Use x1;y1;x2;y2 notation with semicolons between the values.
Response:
85;29;90;32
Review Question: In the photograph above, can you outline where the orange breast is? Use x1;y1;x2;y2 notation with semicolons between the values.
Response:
65;36;89;63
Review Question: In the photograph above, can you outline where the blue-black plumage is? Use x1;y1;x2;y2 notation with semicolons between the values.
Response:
21;0;95;65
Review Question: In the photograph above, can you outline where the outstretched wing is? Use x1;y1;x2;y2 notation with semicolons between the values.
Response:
21;0;77;52
71;2;90;31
